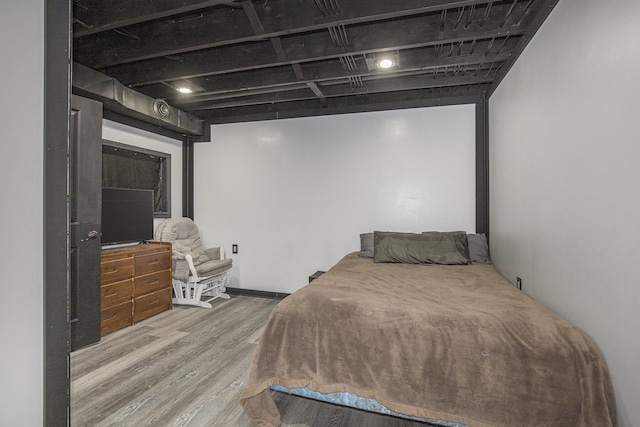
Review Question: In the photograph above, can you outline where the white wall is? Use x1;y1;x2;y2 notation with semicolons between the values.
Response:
489;0;640;425
0;1;44;425
102;119;184;222
194;105;476;294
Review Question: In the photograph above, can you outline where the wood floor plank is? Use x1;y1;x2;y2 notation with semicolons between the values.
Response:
72;330;189;394
71;295;279;427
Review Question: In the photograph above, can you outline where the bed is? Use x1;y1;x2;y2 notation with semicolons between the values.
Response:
240;232;617;427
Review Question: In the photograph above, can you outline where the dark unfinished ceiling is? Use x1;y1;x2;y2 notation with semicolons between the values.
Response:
73;0;558;125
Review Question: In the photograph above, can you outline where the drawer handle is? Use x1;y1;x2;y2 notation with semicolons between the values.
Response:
150;298;160;304
148;258;159;264
148;279;159;285
105;313;117;320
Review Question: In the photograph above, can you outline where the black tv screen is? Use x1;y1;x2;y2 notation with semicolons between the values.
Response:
101;187;154;246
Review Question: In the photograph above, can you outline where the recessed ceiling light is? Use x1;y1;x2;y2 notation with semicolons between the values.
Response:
377;58;395;69
365;52;400;72
164;79;206;94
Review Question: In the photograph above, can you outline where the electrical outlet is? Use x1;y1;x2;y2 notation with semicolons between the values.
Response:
232;244;238;254
516;277;522;290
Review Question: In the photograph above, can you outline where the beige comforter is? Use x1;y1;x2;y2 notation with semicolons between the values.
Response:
240;253;616;426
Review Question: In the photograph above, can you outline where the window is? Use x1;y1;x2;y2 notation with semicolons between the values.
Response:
102;140;171;218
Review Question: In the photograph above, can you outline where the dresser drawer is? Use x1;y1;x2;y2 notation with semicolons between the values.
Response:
135;250;171;276
101;301;132;336
101;278;132;309
134;288;172;323
101;256;134;284
134;269;171;297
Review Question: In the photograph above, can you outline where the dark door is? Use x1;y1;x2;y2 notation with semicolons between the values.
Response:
70;95;103;351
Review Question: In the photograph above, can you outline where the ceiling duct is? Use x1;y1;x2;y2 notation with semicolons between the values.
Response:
72;63;205;136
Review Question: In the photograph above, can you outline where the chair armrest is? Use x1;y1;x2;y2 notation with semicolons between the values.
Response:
173;258;190;282
204;247;225;260
185;254;199;278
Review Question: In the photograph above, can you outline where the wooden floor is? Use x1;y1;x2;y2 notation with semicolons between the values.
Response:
71;295;434;427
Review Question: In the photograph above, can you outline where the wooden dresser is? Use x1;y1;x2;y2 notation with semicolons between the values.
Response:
100;242;172;336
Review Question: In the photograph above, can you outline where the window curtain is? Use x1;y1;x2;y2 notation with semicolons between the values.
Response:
102;150;165;213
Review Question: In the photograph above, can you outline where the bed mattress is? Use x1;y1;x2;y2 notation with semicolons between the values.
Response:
270;385;465;426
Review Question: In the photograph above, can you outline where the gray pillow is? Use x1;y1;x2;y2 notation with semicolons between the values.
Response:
467;233;492;264
359;232;374;258
374;231;471;265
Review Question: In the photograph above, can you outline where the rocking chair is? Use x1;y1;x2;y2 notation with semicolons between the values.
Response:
155;217;233;308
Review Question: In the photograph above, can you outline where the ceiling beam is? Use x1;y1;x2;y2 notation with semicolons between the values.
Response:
74;0;502;68
71;0;552;124
170;53;511;106
184;73;496;110
73;0;242;37
240;0;265;34
137;40;515;102
198;84;489;124
306;82;328;107
239;0;315;103
102;10;526;86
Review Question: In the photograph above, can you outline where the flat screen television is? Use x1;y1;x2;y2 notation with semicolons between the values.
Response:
101;187;154;246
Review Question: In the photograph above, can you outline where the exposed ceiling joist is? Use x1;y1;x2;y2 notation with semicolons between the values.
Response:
75;0;515;69
102;14;526;86
72;0;559;124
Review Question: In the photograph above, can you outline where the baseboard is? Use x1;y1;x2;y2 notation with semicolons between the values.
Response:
226;287;290;300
